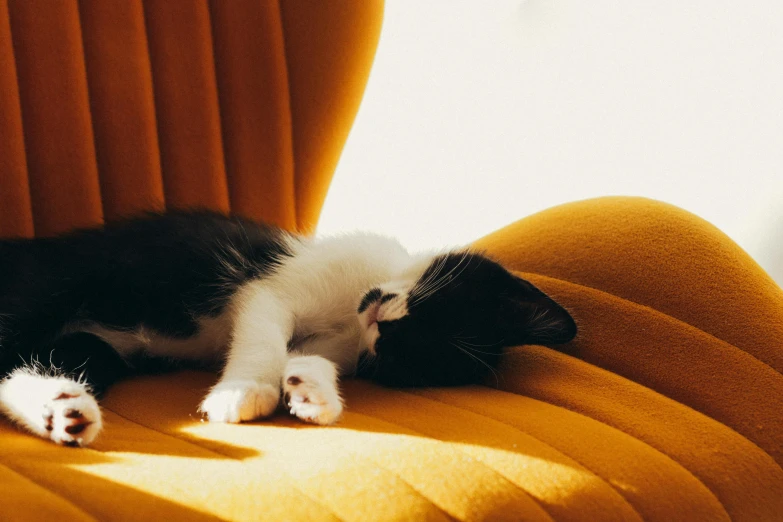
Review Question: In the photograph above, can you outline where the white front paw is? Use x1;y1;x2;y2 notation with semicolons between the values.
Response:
284;357;343;425
0;371;101;447
199;380;279;423
43;383;102;447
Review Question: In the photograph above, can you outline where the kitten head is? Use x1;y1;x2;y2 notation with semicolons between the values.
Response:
356;251;576;387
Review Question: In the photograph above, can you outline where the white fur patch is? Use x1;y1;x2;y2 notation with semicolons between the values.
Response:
362;323;381;354
377;295;409;322
198;380;279;423
0;367;102;447
283;355;343;425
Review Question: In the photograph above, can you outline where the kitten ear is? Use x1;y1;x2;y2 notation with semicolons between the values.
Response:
499;276;577;346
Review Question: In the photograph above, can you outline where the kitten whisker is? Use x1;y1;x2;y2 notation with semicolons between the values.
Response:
416;255;460;302
356;351;376;375
451;339;499;356
412;250;471;305
409;254;449;305
452;336;499;348
428;250;471;296
449;341;500;387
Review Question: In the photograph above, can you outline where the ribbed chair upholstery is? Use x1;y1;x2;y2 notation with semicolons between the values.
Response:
0;0;382;237
2;2;782;521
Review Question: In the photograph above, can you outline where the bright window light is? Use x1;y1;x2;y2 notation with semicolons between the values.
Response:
318;1;783;284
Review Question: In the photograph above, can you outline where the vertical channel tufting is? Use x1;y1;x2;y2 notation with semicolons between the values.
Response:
208;0;297;231
142;1;230;213
78;0;165;222
2;1;382;237
279;1;384;234
7;0;103;237
0;0;33;238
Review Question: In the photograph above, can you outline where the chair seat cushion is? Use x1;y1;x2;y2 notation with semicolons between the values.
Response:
2;197;781;521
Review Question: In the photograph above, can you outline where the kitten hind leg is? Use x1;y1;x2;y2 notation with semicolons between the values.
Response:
0;332;127;447
0;367;102;447
283;355;343;425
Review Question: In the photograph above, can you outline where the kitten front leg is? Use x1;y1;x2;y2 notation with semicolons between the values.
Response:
199;378;281;423
199;283;292;423
0;367;102;447
283;355;343;425
281;329;361;425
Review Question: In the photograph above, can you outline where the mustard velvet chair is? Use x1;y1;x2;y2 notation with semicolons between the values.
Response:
1;2;782;521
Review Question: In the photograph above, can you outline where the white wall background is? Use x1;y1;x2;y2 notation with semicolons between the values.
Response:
318;1;783;285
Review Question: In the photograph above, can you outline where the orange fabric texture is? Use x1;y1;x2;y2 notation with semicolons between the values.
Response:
2;2;782;521
1;198;780;521
0;0;382;236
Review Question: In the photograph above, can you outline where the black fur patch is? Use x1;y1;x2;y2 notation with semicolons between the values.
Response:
0;211;292;386
358;252;576;387
357;287;382;314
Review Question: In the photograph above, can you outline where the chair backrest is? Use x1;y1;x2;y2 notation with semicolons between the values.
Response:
0;0;383;238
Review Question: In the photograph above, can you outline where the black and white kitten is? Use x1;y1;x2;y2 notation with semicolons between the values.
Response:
0;211;576;447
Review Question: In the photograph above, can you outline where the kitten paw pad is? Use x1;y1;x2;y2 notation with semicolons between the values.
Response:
44;386;102;447
283;365;342;426
199;381;279;423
